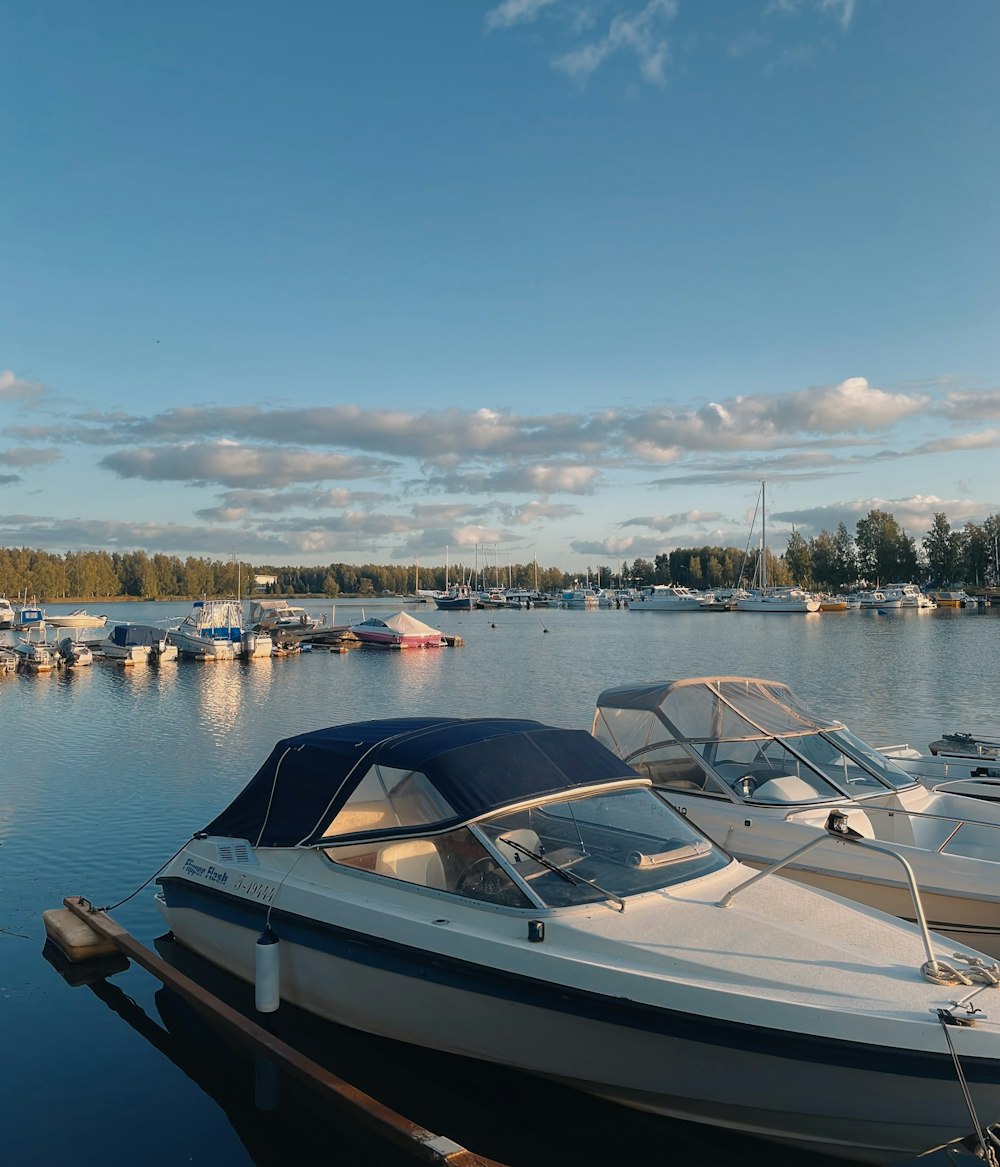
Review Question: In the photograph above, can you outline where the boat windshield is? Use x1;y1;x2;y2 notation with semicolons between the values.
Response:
327;786;729;907
823;728;919;792
478;786;729;906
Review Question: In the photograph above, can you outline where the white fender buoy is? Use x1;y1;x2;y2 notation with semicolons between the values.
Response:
254;927;280;1013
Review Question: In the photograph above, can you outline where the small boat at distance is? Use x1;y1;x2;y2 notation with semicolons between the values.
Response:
168;599;243;660
13;622;55;671
53;636;94;667
99;623;178;664
627;585;707;611
156;715;1000;1163
45;609;108;629
350;610;445;648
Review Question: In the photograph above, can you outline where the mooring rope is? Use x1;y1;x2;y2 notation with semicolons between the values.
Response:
937;1009;1000;1166
91;837;195;913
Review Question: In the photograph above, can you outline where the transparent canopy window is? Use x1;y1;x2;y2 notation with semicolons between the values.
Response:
321;764;456;837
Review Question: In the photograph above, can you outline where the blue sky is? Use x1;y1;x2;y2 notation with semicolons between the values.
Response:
3;0;999;572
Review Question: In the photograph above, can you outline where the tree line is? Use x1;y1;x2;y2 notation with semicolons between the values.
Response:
0;509;996;601
619;510;1000;593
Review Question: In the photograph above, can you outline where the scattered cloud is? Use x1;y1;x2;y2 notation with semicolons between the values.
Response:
99;443;395;489
0;371;47;408
552;0;678;86
0;447;61;468
484;0;557;32
0;361;996;564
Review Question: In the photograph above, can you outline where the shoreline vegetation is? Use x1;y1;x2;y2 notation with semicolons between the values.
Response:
1;504;998;602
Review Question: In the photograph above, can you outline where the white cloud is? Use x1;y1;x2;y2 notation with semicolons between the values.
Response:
0;370;46;407
485;0;557;31
100;443;395;489
552;0;678;86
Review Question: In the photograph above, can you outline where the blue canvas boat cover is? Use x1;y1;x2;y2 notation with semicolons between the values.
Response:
204;717;636;847
108;624;165;647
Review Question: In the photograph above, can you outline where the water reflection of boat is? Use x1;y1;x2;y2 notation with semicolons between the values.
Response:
155;717;1000;1163
149;935;832;1167
593;675;1000;956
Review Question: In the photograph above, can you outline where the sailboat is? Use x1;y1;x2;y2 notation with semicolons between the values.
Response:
733;483;820;613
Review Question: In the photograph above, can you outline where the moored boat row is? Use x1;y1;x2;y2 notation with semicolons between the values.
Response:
150;703;1000;1164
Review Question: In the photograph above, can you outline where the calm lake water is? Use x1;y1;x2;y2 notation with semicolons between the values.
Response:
2;598;997;1166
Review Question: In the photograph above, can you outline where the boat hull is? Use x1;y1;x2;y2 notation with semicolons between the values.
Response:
352;632;443;648
168;631;237;660
157;872;1000;1164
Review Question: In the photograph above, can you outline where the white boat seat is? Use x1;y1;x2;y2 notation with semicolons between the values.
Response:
751;775;824;803
497;829;541;864
375;839;446;889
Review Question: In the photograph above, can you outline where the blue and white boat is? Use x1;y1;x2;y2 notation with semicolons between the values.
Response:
168;599;244;660
156;716;1000;1163
432;583;474;611
100;623;178;664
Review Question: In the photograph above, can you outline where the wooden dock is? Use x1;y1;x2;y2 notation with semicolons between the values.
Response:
44;898;506;1167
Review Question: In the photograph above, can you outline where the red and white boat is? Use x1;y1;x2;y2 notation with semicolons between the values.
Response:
350;610;445;648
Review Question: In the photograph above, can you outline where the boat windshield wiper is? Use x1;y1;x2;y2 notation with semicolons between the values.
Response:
497;835;625;912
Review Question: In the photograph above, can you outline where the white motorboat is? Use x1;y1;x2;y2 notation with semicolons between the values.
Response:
858;589;903;609
561;587;602;609
168;599;243;660
0;596;14;629
246;599;318;636
593;676;1000;957
157;716;1000;1163
13;622;55;672
45;609;108;629
627;585;707;611
884;583;937;609
100;623;178;664
349;610;445;648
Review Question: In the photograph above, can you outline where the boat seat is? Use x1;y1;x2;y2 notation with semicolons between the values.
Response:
497;829;541;864
375;839;446;889
636;759;707;791
751;775;824;803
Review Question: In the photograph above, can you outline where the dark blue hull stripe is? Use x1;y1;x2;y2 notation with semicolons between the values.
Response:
157;876;1000;1084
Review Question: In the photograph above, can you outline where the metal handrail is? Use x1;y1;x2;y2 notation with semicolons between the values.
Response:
717;810;943;974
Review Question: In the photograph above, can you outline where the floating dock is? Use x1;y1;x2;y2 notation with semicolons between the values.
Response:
44;897;506;1167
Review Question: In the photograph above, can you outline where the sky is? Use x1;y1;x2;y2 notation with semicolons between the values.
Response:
3;0;1000;574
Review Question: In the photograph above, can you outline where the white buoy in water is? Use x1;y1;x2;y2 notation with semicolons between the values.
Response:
254;927;280;1012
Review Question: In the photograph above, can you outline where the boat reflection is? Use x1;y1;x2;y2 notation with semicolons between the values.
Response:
83;936;841;1167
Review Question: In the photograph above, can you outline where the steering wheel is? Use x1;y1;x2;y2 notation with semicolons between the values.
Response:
734;772;760;797
455;857;508;898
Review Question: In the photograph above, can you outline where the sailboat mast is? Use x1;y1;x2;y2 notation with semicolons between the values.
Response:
760;481;766;592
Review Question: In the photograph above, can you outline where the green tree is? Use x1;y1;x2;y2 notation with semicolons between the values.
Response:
923;512;964;587
855;510;916;584
783;529;813;586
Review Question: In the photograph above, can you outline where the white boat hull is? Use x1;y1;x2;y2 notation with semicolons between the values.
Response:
157;842;1000;1164
169;631;236;659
